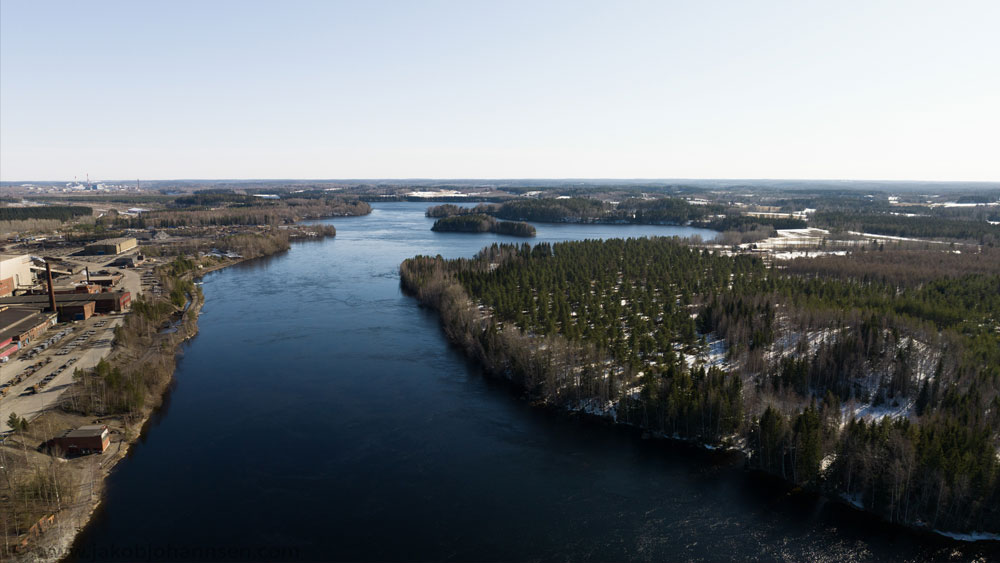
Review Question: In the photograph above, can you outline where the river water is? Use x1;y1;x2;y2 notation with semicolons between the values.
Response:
70;203;996;561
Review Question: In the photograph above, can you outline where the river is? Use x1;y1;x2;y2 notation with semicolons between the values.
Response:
70;203;996;561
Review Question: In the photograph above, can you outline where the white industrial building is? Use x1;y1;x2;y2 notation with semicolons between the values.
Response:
0;254;35;297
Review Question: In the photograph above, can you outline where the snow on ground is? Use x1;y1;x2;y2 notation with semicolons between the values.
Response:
771;250;848;260
767;328;834;362
942;202;999;208
682;351;696;370
901;337;938;386
569;398;618;421
752;229;828;250
849;400;913;424
846;231;950;245
683;335;730;371
406;190;467;197
701;337;728;368
779;228;830;237
820;454;836;472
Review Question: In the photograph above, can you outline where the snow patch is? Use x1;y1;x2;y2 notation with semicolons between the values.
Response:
771;250;848;260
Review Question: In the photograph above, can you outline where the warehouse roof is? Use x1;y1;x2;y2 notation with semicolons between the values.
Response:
0;307;56;340
88;237;136;246
0;306;44;332
0;291;129;305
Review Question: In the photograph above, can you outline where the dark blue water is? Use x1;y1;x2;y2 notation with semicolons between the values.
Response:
70;203;996;562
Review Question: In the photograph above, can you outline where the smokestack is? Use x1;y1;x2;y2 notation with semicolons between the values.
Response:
85;267;91;284
45;261;57;313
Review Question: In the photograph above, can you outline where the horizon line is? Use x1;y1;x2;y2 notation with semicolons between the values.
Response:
3;177;999;185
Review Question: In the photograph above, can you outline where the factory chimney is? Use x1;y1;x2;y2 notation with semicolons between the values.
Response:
85;266;91;284
45;261;58;313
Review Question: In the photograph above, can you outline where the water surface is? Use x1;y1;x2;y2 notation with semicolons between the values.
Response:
71;203;996;561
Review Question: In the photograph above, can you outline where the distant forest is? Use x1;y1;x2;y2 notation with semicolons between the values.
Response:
815;211;1000;244
111;197;370;228
0;205;92;221
401;240;1000;534
426;197;719;225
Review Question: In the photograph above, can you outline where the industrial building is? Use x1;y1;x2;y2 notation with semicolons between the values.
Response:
0;306;58;348
84;237;138;256
85;272;124;288
54;284;102;295
45;425;111;455
0;254;35;296
56;300;95;322
0;290;132;313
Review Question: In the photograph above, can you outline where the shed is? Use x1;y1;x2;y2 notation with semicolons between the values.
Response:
47;425;110;455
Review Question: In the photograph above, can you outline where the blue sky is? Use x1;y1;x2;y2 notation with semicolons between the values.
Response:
1;0;998;181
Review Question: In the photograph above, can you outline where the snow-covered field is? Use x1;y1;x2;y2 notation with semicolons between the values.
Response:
771;250;848;260
846;230;951;245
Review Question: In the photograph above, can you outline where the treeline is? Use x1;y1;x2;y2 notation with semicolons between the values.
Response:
173;193;256;207
814;211;1000;244
782;247;1000;287
0;205;92;221
72;256;203;417
426;197;718;225
0;219;65;237
113;198;370;228
149;225;335;260
491;197;716;224
697;215;807;231
401;240;1000;533
431;214;535;237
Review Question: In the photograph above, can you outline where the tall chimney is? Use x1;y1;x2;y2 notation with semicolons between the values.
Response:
85;267;91;284
45;261;58;313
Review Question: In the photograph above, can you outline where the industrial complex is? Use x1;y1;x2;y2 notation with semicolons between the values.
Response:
0;234;144;436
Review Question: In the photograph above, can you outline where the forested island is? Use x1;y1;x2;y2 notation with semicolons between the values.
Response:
401;239;1000;536
431;214;535;237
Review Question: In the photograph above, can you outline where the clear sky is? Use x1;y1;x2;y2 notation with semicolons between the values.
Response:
1;0;998;182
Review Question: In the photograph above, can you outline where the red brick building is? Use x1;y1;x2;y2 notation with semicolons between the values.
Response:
47;425;111;455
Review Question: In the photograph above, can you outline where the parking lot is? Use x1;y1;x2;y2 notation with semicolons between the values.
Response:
0;314;125;432
0;252;150;432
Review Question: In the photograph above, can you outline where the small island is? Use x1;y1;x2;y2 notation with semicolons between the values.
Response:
431;214;536;237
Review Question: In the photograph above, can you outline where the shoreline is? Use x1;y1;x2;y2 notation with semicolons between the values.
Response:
399;259;1000;545
564;402;1000;544
9;232;331;562
13;268;211;562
